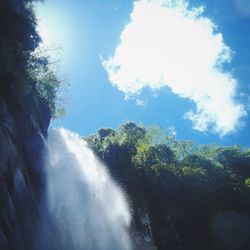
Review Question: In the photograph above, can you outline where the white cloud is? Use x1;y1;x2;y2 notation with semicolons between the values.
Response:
136;99;147;106
102;0;246;135
168;126;177;137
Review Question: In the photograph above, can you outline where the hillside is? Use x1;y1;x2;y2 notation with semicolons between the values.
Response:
87;122;250;250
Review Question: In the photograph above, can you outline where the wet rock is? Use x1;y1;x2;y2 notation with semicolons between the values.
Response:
132;208;157;250
0;79;50;250
212;211;250;250
0;229;10;250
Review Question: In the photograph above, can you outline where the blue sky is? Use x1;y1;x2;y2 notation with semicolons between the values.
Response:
35;0;250;146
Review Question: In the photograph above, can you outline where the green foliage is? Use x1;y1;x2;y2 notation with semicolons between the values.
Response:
118;122;146;152
182;165;206;177
133;144;176;170
0;0;67;119
245;178;250;188
87;122;250;250
27;48;67;118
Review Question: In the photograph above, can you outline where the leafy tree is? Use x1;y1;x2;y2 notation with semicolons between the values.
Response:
27;48;67;118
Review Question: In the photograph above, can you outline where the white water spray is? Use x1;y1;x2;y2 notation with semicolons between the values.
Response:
45;128;132;250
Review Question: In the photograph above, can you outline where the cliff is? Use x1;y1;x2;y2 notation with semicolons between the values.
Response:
0;0;51;249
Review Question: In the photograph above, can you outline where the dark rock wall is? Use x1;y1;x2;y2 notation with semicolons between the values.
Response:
0;83;50;250
0;1;51;249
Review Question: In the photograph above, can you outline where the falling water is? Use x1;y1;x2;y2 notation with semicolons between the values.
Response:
45;128;132;250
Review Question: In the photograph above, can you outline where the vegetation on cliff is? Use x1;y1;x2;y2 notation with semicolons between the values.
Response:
0;0;65;118
87;122;250;250
0;1;65;249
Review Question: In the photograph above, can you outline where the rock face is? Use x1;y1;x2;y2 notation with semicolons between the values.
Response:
131;207;157;250
0;1;51;249
0;90;50;250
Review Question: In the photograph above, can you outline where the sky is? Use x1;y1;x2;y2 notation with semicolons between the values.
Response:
35;0;250;146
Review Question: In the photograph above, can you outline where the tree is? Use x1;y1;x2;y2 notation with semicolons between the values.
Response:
27;48;67;118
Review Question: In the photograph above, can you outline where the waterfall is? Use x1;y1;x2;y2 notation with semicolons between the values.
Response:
44;128;132;250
